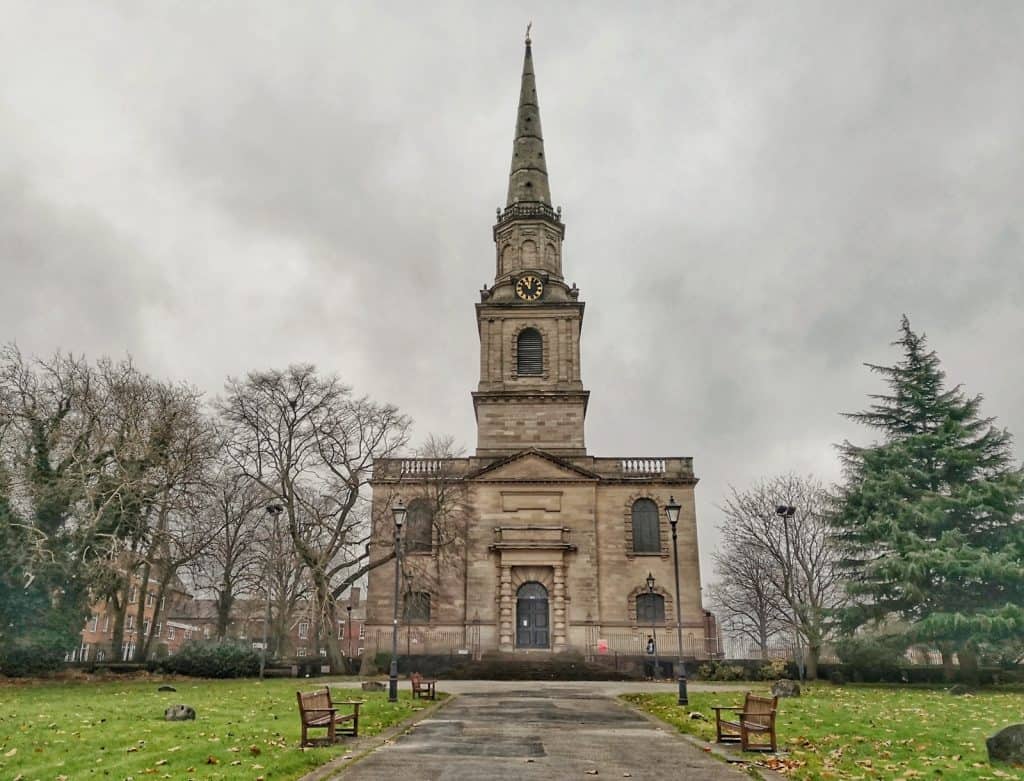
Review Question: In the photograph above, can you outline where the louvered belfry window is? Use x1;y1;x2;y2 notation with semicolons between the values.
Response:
632;498;661;553
517;328;543;376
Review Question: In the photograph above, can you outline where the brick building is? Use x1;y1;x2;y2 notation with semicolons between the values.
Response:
365;35;717;661
71;573;196;662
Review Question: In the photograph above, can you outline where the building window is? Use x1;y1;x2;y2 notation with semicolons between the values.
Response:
160;595;166;610
146;592;155;607
298;621;309;639
126;614;135;632
142;619;151;636
298;647;307;657
358;625;365;640
405;499;433;554
203;626;210;639
516;328;543;376
319;648;327;657
402;592;431;623
154;622;162;638
637;593;666;624
338;625;345;640
89;615;98;633
128;586;138;603
96;649;106;662
167;626;175;640
631;498;661;553
103;615;110;633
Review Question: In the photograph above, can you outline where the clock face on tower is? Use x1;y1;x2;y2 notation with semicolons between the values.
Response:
515;275;544;301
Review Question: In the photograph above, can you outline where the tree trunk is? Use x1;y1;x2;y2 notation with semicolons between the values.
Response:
805;644;820;680
131;564;153;662
958;643;980;685
216;589;233;640
939;644;956;682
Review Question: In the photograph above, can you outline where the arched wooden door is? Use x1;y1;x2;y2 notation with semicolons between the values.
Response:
516;582;549;649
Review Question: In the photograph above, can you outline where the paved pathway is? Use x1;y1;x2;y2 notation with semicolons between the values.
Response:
333;683;752;780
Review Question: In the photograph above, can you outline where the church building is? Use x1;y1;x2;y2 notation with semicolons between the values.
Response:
365;35;715;661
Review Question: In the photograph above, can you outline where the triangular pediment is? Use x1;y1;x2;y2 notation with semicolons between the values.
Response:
469;449;599;482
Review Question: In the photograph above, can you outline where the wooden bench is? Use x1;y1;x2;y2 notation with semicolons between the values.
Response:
410;672;437;700
296;687;361;747
711;692;778;752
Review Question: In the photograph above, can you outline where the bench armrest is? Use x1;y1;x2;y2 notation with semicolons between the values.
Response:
711;705;740;711
336;700;363;706
301;707;336;713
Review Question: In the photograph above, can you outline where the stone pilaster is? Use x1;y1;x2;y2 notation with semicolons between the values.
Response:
552;563;568;652
498;565;514;652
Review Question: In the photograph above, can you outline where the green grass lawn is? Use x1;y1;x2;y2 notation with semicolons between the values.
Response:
623;685;1024;780
0;677;437;780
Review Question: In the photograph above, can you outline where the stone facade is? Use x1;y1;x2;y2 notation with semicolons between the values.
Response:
365;35;714;661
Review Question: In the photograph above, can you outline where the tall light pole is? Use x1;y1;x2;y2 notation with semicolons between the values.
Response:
775;504;803;682
389;499;406;703
345;604;353;660
260;503;284;680
646;572;659;680
665;496;688;705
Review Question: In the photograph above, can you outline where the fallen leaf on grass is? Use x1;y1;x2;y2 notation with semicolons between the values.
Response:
4;748;17;757
154;759;167;766
205;755;219;765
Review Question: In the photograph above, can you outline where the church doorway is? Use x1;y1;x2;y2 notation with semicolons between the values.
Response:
515;582;549;649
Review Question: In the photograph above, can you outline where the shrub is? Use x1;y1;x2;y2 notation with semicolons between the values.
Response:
0;642;66;677
835;634;907;680
162;642;259;678
756;658;789;681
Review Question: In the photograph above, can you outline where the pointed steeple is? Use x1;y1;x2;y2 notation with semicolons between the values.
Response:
507;27;551;206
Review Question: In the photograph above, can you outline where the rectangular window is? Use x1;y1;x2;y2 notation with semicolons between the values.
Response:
89;615;98;632
319;648;327;657
121;642;130;660
185;629;193;640
126;614;135;632
154;622;162;638
203;626;210;639
146;592;155;607
142;619;151;636
79;643;88;661
128;586;138;603
298;647;307;657
298;621;309;640
103;615;110;633
338;625;345;640
358;625;365;640
161;595;166;610
167;626;175;640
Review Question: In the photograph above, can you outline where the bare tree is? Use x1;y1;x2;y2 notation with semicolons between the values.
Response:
189;468;265;640
389;434;472;633
718;474;845;678
218;365;410;669
708;538;787;658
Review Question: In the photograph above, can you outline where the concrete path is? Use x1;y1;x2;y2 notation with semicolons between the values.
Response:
333;683;752;780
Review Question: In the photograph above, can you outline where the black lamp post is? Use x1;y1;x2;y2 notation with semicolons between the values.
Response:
345;604;353;659
775;504;803;682
665;495;688;705
259;503;284;680
389;499;406;703
646;572;659;680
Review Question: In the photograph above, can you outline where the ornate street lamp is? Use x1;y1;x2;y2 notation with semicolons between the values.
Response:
259;503;284;680
775;504;803;681
646;572;659;680
389;499;407;703
665;495;688;705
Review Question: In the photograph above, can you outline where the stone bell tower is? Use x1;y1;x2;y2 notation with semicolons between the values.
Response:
472;31;589;457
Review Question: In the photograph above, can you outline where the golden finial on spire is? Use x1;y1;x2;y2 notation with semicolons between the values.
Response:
525;22;532;45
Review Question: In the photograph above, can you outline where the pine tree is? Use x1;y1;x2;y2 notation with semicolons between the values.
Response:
833;316;1024;680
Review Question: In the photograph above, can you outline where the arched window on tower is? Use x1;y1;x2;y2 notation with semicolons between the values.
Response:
631;498;661;553
517;328;543;376
404;499;433;554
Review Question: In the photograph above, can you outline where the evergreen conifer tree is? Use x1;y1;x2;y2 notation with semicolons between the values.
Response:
833;316;1024;679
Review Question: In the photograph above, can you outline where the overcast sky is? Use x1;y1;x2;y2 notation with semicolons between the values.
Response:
2;2;1022;590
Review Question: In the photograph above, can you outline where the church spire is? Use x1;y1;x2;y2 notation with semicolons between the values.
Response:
506;26;551;206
